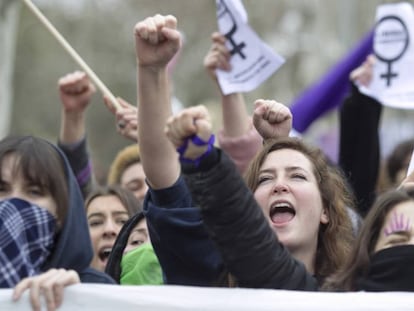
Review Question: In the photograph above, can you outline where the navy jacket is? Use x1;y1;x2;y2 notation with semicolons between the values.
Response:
143;176;225;286
42;142;114;284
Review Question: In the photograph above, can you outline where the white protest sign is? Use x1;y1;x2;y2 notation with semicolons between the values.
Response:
407;148;414;177
231;0;248;23
215;0;285;95
360;2;414;109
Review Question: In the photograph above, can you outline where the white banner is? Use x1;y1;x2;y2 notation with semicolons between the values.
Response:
2;284;414;311
215;0;285;95
360;2;414;109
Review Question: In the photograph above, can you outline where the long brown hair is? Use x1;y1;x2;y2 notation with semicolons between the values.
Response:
244;137;355;283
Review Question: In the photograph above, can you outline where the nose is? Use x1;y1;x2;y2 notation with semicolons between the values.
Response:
103;219;118;238
2;189;27;202
272;181;289;194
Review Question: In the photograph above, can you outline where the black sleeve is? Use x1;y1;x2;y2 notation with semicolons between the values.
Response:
183;148;318;290
338;84;382;216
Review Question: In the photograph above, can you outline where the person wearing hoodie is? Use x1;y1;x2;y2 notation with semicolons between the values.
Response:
105;211;163;285
0;136;114;310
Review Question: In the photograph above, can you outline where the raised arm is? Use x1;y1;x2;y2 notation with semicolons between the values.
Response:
58;71;95;145
134;15;224;286
252;99;292;142
204;32;262;173
338;54;381;216
57;71;97;198
134;14;181;189
204;32;249;137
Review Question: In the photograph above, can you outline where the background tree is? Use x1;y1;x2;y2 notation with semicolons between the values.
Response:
0;0;21;138
10;0;412;182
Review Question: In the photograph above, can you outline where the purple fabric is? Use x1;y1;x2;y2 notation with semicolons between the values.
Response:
290;30;374;133
76;159;92;187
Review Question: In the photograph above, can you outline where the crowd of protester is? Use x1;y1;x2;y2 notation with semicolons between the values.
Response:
1;11;414;311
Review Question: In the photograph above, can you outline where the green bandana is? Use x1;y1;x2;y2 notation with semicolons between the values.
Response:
120;243;163;285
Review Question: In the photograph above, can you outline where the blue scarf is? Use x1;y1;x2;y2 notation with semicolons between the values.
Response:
0;198;56;288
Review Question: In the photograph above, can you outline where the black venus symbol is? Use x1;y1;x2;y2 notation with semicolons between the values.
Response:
217;0;247;60
374;15;409;87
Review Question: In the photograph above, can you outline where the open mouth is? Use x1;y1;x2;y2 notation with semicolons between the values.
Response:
98;247;113;262
269;201;296;225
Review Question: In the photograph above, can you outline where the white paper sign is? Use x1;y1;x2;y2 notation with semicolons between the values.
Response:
360;2;414;109
215;0;285;95
407;148;414;177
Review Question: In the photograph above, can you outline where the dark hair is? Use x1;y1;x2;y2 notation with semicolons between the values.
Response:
85;184;142;217
244;137;355;282
386;139;414;185
323;186;414;291
104;211;145;283
0;136;69;224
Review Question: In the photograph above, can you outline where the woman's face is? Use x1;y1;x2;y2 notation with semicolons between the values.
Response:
254;149;328;255
374;201;414;252
87;195;129;272
0;154;58;219
123;218;150;255
120;163;148;202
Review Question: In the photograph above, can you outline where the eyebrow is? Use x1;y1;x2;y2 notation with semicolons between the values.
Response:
87;211;129;219
384;211;412;236
259;166;310;174
131;228;148;235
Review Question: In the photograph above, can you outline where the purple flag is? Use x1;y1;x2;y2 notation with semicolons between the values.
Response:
290;30;374;133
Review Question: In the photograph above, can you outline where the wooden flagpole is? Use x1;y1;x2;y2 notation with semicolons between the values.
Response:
22;0;121;111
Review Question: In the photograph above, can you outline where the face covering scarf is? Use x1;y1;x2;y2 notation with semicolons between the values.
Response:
0;198;56;288
357;244;414;291
120;243;163;285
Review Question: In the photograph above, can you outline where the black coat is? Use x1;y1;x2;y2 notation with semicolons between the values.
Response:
183;149;318;290
339;84;382;216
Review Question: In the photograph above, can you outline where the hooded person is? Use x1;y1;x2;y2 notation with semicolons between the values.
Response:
105;212;162;285
0;135;115;287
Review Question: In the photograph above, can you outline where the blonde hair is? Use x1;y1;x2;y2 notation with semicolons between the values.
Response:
107;145;141;185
